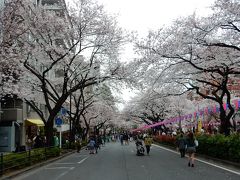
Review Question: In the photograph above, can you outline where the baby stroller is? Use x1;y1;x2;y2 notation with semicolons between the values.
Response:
136;139;145;156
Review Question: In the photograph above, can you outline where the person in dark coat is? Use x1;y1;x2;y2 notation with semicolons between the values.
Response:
34;135;42;148
176;133;187;158
186;132;197;167
75;138;81;153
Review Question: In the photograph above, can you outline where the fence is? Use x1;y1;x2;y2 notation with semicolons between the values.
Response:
0;146;60;176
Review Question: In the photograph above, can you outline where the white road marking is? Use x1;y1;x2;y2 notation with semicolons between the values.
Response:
74;155;89;157
55;167;75;180
78;156;89;164
45;167;75;170
54;162;75;165
153;144;240;176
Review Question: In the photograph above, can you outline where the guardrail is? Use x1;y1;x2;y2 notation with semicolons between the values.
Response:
0;146;61;176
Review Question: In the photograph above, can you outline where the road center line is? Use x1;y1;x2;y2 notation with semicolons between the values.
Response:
78;156;89;164
152;144;240;176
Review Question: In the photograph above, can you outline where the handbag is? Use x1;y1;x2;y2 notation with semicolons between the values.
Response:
194;139;199;147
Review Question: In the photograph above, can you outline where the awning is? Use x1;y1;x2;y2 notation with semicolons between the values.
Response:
25;119;45;127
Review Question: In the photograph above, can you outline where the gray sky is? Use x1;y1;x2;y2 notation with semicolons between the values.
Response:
97;0;215;36
98;0;215;109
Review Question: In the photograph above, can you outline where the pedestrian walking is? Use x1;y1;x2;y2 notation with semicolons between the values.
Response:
26;137;33;150
34;135;42;148
94;136;101;153
53;134;59;147
123;133;129;145
88;138;96;154
176;133;187;158
120;134;124;145
144;134;153;155
75;138;81;153
186;132;197;167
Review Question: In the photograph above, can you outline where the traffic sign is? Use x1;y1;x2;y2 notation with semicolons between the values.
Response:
55;117;63;126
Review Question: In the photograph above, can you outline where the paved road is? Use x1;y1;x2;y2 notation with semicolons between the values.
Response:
11;142;240;180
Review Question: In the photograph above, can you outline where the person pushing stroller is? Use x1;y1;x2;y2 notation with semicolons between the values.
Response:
135;136;145;156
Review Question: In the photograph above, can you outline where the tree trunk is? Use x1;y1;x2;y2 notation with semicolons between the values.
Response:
219;120;231;136
83;125;90;140
45;119;54;146
219;107;231;136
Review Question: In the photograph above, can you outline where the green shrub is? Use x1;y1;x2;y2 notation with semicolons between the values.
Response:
2;151;29;171
228;134;240;162
154;134;240;162
1;147;61;174
46;147;61;157
81;140;88;146
195;134;239;162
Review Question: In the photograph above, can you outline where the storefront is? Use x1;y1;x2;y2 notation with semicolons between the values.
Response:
25;119;45;149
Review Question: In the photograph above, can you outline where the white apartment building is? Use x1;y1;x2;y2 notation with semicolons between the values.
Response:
0;0;67;152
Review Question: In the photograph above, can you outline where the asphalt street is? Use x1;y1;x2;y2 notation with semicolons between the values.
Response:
10;142;240;180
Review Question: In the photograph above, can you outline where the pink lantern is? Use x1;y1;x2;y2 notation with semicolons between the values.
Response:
194;112;197;117
205;107;208;114
223;103;227;110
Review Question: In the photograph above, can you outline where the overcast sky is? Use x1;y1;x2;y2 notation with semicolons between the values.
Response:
96;0;216;109
97;0;215;36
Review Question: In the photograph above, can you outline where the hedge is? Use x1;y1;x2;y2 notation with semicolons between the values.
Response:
153;134;240;163
1;147;61;174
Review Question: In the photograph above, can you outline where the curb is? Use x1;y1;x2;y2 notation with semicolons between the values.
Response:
0;150;76;180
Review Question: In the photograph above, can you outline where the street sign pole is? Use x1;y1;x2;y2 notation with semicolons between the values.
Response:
55;117;63;149
59;125;62;149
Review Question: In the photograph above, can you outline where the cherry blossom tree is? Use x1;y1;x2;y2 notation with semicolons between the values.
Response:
1;0;126;144
0;0;24;97
69;81;119;140
122;90;172;132
80;95;117;138
132;0;240;135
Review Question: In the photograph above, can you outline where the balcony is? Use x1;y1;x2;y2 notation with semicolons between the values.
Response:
0;108;23;122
